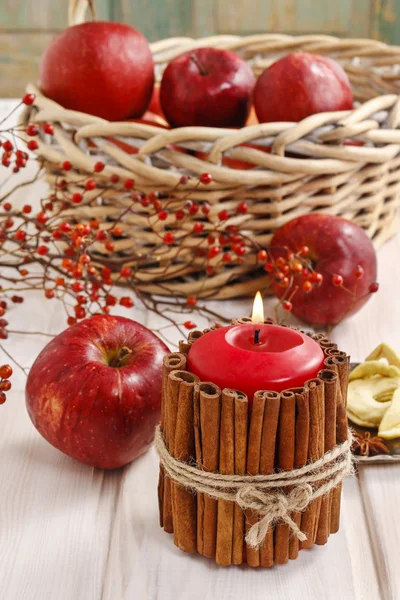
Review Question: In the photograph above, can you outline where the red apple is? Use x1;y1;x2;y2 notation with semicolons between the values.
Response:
270;214;377;325
39;22;154;121
254;52;353;123
25;315;169;469
160;47;255;128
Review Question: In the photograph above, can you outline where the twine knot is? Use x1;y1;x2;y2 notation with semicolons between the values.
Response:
154;426;354;550
236;483;312;548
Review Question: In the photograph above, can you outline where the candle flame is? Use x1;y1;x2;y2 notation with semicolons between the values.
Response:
252;291;264;324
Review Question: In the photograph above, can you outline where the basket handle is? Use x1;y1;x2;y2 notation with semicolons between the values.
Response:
68;0;96;26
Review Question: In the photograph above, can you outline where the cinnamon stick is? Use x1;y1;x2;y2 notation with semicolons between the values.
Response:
315;369;339;545
274;389;296;565
246;392;266;567
160;354;187;532
195;382;222;558
327;355;349;534
301;378;325;548
232;391;248;565
172;371;199;553
258;391;281;567
289;388;310;561
216;389;246;566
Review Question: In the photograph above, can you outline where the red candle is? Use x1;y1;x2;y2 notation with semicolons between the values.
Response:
187;293;324;402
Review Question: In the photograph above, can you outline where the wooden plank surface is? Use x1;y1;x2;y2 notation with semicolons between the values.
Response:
0;99;399;599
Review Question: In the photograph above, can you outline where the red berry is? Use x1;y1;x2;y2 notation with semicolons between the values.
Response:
175;210;185;220
67;316;77;326
45;289;55;299
96;230;108;241
3;140;13;152
62;160;72;171
94;161;105;173
193;222;204;234
22;93;35;105
55;277;65;287
72;281;84;293
85;179;96;191
74;306;86;320
369;282;379;293
105;241;115;252
186;296;197;307
201;203;211;215
302;280;313;292
184;321;196;330
354;265;364;279
14;230;26;242
332;274;344;287
0;364;12;379
0;392;6;404
310;272;323;284
236;202;248;214
26;124;39;136
26;139;38;151
257;249;268;262
222;252;232;263
101;267;112;280
0;330;8;340
218;209;229;221
207;246;220;259
179;175;189;184
120;266;132;278
292;262;303;273
189;204;199;215
120;296;134;308
37;245;49;256
72;193;83;204
264;262;275;273
90;219;99;230
0;380;11;391
76;295;87;305
233;244;246;256
200;172;213;185
163;232;175;245
112;226;123;237
21;205;32;215
1;157;10;167
282;300;293;311
219;234;230;245
106;294;117;307
124;178;135;190
110;173;120;184
299;246;309;256
36;212;48;225
43;123;54;135
158;210;168;221
79;253;91;265
276;257;286;268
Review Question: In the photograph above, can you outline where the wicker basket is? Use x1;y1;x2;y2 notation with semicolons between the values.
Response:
21;5;400;299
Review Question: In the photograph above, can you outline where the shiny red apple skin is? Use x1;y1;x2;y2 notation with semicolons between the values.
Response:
270;214;377;325
254;52;353;123
25;315;169;469
160;47;255;128
39;22;154;121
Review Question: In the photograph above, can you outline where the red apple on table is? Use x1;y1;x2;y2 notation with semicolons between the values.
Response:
25;315;169;469
254;52;353;123
160;47;255;128
39;22;154;121
270;214;377;325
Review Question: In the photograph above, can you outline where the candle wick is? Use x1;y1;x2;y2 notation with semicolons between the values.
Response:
254;329;261;345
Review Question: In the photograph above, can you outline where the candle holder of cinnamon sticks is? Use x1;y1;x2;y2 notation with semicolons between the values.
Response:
157;320;350;567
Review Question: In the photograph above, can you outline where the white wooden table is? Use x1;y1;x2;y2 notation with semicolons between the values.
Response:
0;100;398;600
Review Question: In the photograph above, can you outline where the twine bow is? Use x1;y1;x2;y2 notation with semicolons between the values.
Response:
236;484;312;547
155;426;354;549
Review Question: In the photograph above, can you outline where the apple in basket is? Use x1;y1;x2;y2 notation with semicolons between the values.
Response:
39;21;154;121
25;315;169;469
160;47;256;128
270;214;377;325
254;52;353;123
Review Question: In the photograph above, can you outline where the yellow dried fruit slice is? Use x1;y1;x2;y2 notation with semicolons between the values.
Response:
366;343;400;368
349;361;400;381
379;388;400;439
347;378;398;428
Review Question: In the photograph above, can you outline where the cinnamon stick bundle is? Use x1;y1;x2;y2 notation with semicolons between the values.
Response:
159;354;187;532
315;369;339;545
194;382;222;558
289;388;310;561
300;378;325;548
274;389;296;565
232;391;249;565
216;389;248;567
258;391;281;567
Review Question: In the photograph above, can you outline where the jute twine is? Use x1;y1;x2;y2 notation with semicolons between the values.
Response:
154;425;354;549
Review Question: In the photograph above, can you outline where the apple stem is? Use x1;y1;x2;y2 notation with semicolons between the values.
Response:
189;54;208;76
109;346;133;368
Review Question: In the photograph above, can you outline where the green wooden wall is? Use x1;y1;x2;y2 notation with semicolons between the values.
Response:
0;0;399;98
